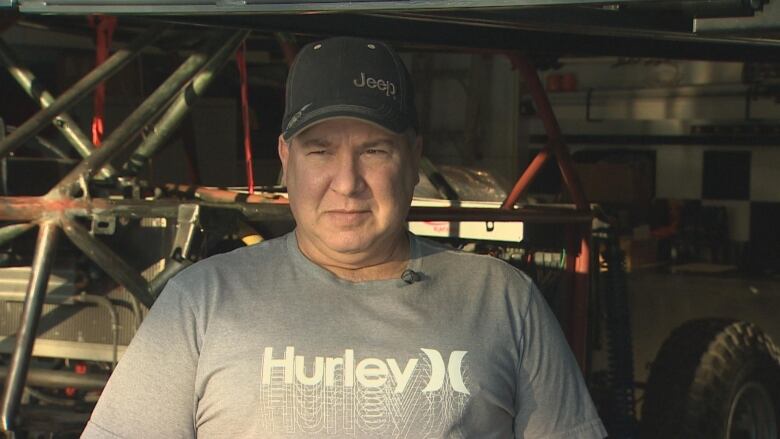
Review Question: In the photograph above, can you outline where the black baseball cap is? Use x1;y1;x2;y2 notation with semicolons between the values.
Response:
281;37;418;141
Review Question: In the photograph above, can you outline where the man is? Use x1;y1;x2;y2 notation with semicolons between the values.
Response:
83;37;606;438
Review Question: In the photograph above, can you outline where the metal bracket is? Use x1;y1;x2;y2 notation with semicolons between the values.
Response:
173;204;200;261
147;204;200;298
90;215;116;235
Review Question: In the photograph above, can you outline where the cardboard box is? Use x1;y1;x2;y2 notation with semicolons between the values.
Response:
574;163;653;205
619;237;658;272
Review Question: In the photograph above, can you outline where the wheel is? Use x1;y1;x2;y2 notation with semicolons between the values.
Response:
640;319;780;439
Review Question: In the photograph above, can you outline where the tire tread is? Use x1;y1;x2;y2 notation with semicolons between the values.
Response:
641;319;780;439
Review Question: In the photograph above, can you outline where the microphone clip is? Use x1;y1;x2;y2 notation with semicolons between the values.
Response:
401;269;421;284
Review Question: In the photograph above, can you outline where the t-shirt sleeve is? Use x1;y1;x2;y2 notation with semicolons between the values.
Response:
82;280;200;438
513;282;607;439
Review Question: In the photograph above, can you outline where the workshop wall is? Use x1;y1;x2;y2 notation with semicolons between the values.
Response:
529;57;780;272
405;52;522;184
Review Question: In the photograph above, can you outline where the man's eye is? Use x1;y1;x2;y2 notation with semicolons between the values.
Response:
365;148;389;155
306;150;327;156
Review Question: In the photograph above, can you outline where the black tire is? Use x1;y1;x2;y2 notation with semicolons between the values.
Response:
640;319;780;439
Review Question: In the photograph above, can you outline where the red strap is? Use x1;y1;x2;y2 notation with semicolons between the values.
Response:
236;41;255;194
89;16;117;147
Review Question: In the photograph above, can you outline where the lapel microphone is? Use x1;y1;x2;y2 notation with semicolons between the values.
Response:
401;269;421;284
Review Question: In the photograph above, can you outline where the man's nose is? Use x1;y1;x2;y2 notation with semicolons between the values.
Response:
329;153;366;196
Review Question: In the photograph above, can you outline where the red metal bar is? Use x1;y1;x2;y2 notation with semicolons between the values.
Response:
0;196;82;222
507;54;588;212
561;225;591;372
88;15;118;147
563;225;579;359
236;41;255;194
162;184;287;204
501;147;551;209
571;230;591;373
0;193;597;225
506;53;591;371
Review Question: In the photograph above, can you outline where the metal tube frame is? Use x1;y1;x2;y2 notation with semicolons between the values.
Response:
0;223;33;247
0;39;114;179
125;29;250;175
0;222;59;433
0;367;108;391
501;147;550;210
61;217;155;308
506;53;588;211
53;32;232;194
0;27;251;435
0;24;165;160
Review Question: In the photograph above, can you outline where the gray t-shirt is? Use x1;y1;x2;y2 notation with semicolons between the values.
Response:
83;232;606;438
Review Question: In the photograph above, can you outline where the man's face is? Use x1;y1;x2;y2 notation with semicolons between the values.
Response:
279;118;421;263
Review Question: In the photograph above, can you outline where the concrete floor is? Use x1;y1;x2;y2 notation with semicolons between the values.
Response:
628;271;780;384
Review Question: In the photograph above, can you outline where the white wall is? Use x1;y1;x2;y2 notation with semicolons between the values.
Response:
561;142;780;243
537;57;780;243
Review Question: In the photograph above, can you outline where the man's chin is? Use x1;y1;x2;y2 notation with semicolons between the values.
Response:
297;226;400;256
319;236;372;256
317;228;397;257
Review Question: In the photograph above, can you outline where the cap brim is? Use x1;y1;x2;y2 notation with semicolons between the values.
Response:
282;102;410;141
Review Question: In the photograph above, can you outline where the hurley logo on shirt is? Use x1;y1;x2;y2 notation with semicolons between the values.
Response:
261;346;469;394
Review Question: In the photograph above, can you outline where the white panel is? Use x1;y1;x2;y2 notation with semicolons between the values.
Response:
551;59;743;90
656;146;703;199
751;149;780;202
409;199;523;242
408;220;523;242
701;199;751;242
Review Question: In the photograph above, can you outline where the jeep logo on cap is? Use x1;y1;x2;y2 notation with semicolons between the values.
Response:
353;72;396;97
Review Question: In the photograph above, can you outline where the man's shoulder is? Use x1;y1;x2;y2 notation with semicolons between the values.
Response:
171;233;291;286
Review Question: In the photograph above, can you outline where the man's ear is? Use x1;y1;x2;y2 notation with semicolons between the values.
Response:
278;134;289;185
414;135;423;159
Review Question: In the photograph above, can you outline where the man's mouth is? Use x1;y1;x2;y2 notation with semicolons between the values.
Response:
324;209;371;224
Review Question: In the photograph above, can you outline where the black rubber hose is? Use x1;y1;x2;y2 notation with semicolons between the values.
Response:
601;233;638;438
